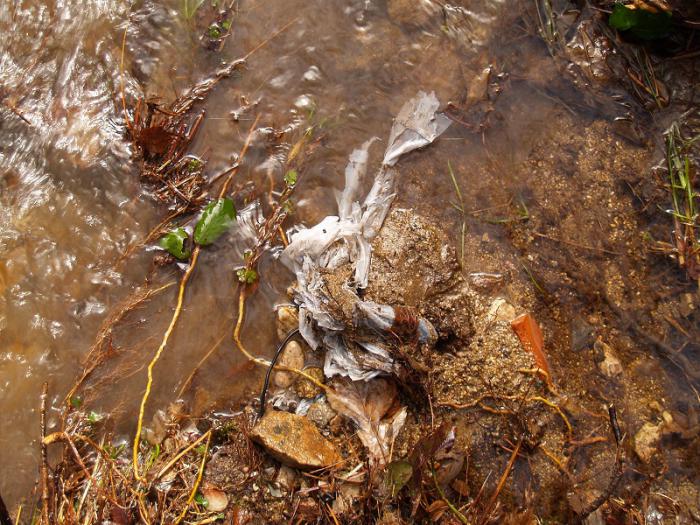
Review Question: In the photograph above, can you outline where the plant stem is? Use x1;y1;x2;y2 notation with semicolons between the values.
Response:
133;246;201;481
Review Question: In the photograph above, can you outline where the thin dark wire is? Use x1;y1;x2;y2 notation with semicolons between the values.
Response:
258;328;300;418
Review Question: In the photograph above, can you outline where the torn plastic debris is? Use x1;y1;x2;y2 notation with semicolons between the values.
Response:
383;91;451;167
354;301;438;346
281;91;450;384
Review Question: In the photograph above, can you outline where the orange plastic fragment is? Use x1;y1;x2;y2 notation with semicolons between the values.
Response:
510;313;552;384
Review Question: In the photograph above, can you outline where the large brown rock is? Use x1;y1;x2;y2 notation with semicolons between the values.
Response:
250;411;341;469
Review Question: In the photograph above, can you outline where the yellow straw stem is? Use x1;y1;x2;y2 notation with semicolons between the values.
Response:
132;246;201;481
173;431;211;525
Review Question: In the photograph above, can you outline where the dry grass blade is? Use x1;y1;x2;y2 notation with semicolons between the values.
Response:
64;282;174;407
40;383;51;525
173;432;211;525
479;437;523;524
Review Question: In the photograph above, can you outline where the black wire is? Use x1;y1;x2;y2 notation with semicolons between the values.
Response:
258;328;300;419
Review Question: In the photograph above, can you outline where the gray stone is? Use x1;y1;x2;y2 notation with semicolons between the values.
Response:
307;397;337;429
595;340;623;378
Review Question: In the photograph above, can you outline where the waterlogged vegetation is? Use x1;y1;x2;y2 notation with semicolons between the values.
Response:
159;227;191;260
662;122;700;278
609;2;673;40
1;0;700;523
192;198;237;246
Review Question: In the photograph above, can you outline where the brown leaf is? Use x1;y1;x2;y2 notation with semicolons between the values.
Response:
110;505;131;525
406;423;454;517
427;499;448;522
451;479;469;497
327;377;406;466
138;125;176;156
511;313;552;384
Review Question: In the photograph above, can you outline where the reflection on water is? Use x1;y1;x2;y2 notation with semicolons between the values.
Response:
0;0;696;512
0;0;152;505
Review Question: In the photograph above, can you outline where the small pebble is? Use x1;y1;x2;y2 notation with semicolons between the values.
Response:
276;305;299;341
274;341;305;389
294;367;325;398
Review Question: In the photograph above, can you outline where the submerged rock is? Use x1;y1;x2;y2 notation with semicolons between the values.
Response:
250;410;341;469
200;487;228;512
276;305;299;341
307;397;337;429
595;339;623;378
294;367;325;398
634;421;662;463
485;297;517;324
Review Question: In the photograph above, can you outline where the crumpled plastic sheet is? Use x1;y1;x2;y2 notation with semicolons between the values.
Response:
354;300;438;346
281;91;450;381
383;91;452;167
324;336;395;381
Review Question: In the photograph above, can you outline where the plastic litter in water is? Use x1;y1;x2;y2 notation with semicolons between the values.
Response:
281;91;450;381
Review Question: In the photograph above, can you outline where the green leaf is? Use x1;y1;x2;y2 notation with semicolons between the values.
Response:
208;24;222;39
237;268;258;284
195;493;208;507
159;228;191;260
187;157;204;172
70;396;83;409
284;169;298;187
87;411;103;424
609;3;672;40
194;198;236;245
385;460;413;496
221;19;232;31
282;199;295;213
105;443;126;460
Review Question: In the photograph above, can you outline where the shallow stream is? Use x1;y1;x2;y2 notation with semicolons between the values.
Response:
1;0;698;515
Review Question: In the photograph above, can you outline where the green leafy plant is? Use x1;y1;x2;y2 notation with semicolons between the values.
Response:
284;169;298;187
237;268;258;284
104;443;126;460
194;198;236;245
207;24;222;39
609;3;672;40
87;411;103;424
663;122;699;277
186;158;204;172
159;227;191;260
144;443;161;472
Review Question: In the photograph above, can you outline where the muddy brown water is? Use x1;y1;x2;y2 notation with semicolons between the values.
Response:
1;0;698;513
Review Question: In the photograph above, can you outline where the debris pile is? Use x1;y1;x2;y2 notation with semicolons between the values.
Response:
240;92;602;522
